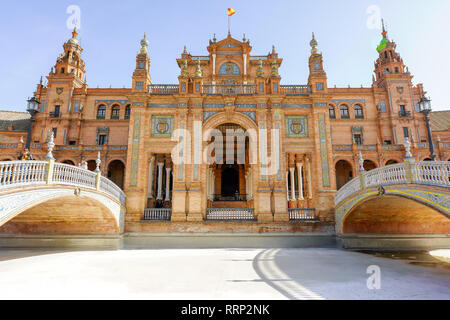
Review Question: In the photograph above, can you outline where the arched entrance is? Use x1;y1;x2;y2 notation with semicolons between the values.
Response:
206;123;253;206
385;160;399;165
62;160;75;165
363;160;377;171
336;160;353;190
87;160;97;171
108;160;125;190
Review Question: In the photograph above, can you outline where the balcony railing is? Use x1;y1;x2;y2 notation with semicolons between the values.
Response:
148;84;179;95
202;84;257;95
288;208;316;221
280;85;311;95
399;111;412;118
49;112;61;118
206;208;255;221
143;208;172;221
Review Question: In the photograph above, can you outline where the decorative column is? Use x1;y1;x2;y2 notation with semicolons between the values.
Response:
165;167;172;201
147;156;154;199
286;171;290;201
306;157;313;199
289;167;296;201
296;162;304;200
156;162;164;200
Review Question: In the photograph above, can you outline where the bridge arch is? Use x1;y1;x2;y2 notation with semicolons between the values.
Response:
0;189;121;234
337;187;450;234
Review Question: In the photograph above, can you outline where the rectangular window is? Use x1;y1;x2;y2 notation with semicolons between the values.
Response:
384;140;392;145
400;105;406;115
316;82;324;91
74;101;80;113
353;134;362;145
181;82;186;92
196;82;200;92
259;83;264;93
273;82;278;93
403;127;409;138
52;128;57;139
380;100;387;113
69;141;76;145
136;82;144;91
98;135;107;146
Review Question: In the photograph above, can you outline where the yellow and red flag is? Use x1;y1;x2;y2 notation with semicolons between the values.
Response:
228;8;236;17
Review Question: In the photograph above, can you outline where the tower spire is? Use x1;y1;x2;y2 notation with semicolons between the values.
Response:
381;19;388;39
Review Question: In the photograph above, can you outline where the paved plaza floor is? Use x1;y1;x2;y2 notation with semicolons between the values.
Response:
0;248;448;300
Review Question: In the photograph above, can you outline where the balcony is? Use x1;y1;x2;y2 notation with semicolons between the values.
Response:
205;208;255;221
280;85;311;95
203;84;257;95
399;111;412;118
49;112;61;118
148;84;179;95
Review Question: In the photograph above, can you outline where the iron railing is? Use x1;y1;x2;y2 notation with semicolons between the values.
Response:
206;208;255;221
288;208;316;221
143;208;172;221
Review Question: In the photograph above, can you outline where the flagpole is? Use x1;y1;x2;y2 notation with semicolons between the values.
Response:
228;15;230;35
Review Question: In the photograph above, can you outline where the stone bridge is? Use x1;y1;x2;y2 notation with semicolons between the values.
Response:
335;159;450;249
0;159;126;235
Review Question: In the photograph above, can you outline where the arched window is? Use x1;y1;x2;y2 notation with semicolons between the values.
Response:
124;105;131;120
96;105;106;120
329;105;336;119
340;105;349;119
354;105;364;119
111;105;120;120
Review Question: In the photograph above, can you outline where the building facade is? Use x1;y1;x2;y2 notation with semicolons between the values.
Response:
1;25;449;232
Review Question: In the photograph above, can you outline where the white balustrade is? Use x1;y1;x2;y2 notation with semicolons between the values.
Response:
335;161;450;205
0;160;126;205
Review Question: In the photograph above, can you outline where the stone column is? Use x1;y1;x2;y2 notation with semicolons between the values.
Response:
147;156;154;199
297;162;304;200
306;158;312;199
165;167;172;201
289;167;296;201
286;171;290;201
156;162;164;200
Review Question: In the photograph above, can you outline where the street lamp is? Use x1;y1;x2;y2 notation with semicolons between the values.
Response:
418;95;436;161
26;96;40;149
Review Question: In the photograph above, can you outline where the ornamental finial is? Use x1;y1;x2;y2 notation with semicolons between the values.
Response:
140;33;149;54
95;152;102;172
256;59;264;77
359;152;365;172
181;59;188;77
310;32;318;54
404;138;413;158
46;131;55;160
195;58;203;77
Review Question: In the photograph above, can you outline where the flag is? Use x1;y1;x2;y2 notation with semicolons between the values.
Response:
228;8;236;17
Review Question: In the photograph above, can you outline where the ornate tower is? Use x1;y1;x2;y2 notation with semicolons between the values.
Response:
308;33;328;93
132;33;152;92
373;20;410;86
49;27;86;86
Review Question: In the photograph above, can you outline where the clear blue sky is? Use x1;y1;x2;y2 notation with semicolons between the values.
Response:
0;0;449;111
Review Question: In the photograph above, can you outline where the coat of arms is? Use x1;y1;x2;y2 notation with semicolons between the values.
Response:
157;119;169;134
290;120;303;135
396;87;404;94
56;88;64;95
